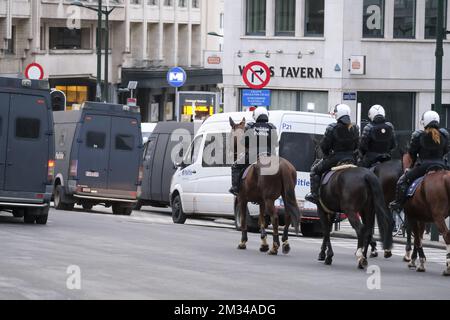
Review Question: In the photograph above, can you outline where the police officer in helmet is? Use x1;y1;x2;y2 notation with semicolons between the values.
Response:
305;104;360;205
359;105;397;168
229;107;278;196
390;111;450;212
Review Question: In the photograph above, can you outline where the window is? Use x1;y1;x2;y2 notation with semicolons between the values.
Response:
246;0;266;36
394;0;416;38
425;0;448;39
16;118;40;139
192;0;200;8
86;132;106;149
178;0;187;7
49;27;90;50
305;0;324;37
363;0;385;38
275;0;296;36
269;90;329;114
55;86;88;110
5;26;15;54
164;0;172;6
116;135;135;151
202;133;230;168
279;133;323;172
185;135;203;165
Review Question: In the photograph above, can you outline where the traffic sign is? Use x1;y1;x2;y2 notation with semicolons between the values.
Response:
167;67;187;88
242;61;271;90
24;63;44;80
242;89;271;107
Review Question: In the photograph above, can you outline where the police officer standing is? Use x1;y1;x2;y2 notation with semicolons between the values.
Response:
305;104;360;205
229;107;278;196
390;111;450;211
359;105;397;168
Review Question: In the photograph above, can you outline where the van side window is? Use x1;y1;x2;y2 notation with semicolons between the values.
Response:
86;131;106;149
279;132;322;172
202;133;229;168
144;139;156;161
16;118;40;139
116;134;135;151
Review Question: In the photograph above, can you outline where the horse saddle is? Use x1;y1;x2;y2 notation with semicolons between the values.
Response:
321;164;357;186
407;177;424;198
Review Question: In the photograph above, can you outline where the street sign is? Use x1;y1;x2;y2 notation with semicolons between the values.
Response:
127;98;137;107
242;89;271;107
24;63;44;80
343;92;357;101
167;67;187;88
242;61;271;90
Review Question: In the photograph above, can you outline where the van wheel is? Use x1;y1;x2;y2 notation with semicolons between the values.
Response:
112;204;133;216
54;185;74;211
234;202;259;233
12;208;25;218
24;211;36;224
35;207;49;225
172;195;187;224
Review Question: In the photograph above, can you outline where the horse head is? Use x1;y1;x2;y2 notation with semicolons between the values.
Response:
229;117;246;159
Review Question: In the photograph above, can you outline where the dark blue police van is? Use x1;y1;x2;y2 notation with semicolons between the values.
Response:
0;77;55;224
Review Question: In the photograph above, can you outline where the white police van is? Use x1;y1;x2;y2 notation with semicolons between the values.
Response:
169;111;334;236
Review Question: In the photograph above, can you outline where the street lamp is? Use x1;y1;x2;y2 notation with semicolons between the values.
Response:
72;1;115;102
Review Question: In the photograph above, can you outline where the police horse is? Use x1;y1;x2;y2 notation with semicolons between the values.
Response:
317;165;394;269
229;118;300;255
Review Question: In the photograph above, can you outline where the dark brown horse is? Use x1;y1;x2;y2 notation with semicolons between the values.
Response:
229;118;300;255
402;154;450;275
371;160;413;261
318;166;394;269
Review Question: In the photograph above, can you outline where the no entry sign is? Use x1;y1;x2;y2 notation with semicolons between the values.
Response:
24;63;44;80
242;61;271;90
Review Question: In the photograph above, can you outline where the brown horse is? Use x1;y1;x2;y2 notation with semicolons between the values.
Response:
402;154;450;275
229;118;300;255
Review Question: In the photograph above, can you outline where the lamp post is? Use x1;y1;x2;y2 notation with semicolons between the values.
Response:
72;1;115;102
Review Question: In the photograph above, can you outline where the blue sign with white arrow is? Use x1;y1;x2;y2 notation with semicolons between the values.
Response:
167;67;187;88
242;89;271;107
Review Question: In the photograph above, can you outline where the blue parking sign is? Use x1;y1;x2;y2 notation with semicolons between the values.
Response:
242;89;271;107
167;67;187;88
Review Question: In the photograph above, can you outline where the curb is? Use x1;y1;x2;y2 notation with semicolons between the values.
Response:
332;231;446;250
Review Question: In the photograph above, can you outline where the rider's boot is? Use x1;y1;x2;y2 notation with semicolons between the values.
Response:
229;165;242;196
305;174;321;205
389;174;409;212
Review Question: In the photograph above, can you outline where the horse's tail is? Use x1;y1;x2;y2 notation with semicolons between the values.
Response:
365;173;393;250
281;161;301;235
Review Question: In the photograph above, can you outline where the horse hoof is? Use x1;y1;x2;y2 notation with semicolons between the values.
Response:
324;257;333;266
403;256;412;263
384;250;392;259
268;250;278;256
260;245;269;253
282;244;291;255
408;263;416;270
416;267;426;273
358;258;368;270
442;269;450;277
237;244;247;250
370;251;378;258
318;252;326;261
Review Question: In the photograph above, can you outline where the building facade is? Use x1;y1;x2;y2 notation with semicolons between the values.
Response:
224;0;450;147
0;0;224;122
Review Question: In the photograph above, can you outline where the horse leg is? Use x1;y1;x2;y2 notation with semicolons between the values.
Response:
347;212;365;268
237;199;248;250
282;213;291;255
360;209;374;269
324;216;335;265
259;204;269;253
404;215;413;262
408;219;420;270
267;201;280;255
416;222;427;273
432;216;450;276
317;208;330;261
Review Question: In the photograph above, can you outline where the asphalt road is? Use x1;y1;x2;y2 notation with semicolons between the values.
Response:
0;206;449;300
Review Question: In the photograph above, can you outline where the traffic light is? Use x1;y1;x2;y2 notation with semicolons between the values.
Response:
51;90;66;111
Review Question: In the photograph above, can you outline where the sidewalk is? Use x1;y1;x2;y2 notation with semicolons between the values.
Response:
332;220;447;250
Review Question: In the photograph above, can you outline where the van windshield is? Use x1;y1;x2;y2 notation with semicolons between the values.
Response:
279;132;323;172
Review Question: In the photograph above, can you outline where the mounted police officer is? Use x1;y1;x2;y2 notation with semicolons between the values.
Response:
229;107;278;196
390;111;450;212
359;105;397;168
305;104;360;205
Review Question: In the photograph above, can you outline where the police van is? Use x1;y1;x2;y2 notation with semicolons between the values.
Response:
53;102;143;215
169;111;334;236
0;77;55;224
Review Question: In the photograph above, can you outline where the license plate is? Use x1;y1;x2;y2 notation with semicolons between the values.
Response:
86;171;99;178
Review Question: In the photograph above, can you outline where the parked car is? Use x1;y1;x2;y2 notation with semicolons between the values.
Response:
136;122;195;210
169;111;334;236
0;77;55;224
53;102;143;215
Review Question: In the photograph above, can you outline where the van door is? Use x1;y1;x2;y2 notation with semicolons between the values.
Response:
77;114;111;189
141;136;157;200
108;116;141;192
4;94;49;192
0;93;10;190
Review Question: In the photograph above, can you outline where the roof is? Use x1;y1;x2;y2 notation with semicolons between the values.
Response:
0;76;50;91
152;122;195;135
